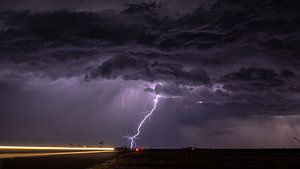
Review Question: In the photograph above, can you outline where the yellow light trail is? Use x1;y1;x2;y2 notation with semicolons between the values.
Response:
0;151;113;159
0;145;114;151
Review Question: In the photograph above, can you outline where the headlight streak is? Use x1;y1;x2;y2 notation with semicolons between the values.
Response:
0;145;114;151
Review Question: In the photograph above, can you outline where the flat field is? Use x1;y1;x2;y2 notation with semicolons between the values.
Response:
92;149;300;169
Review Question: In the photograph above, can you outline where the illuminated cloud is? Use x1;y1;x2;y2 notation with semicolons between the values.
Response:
0;0;299;148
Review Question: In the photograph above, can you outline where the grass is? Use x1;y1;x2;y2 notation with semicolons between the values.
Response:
91;149;300;169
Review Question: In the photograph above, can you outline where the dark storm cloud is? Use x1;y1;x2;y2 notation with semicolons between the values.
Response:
194;67;300;119
220;67;286;92
1;0;299;113
0;0;211;12
0;0;298;89
218;67;298;101
87;55;210;85
0;0;125;11
1;0;299;55
1;0;300;147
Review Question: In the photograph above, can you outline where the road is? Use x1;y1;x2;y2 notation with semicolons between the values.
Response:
0;145;114;159
0;145;117;169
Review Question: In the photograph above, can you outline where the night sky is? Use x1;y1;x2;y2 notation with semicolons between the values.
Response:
0;0;299;148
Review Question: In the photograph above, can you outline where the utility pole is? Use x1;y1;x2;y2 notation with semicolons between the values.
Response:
293;136;300;145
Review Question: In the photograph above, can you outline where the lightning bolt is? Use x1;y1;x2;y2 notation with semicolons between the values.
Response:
124;95;160;149
121;89;129;110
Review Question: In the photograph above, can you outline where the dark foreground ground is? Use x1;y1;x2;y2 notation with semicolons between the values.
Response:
1;149;300;169
0;152;116;169
92;149;300;169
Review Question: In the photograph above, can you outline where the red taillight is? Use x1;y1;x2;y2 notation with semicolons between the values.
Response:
134;148;141;152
